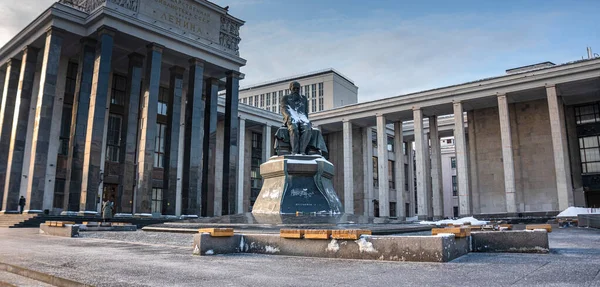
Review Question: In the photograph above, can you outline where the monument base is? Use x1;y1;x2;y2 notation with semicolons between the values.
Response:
252;155;342;214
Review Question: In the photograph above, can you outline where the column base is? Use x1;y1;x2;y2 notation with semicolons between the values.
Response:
23;210;44;214
417;215;428;220
77;211;100;216
0;210;20;214
432;215;444;221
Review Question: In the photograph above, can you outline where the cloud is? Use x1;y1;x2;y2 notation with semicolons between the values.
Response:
0;0;55;47
238;11;560;102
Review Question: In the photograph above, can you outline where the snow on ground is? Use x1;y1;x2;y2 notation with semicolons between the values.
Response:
557;206;600;218
419;216;488;226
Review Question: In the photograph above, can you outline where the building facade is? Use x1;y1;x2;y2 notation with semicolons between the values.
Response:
238;69;358;114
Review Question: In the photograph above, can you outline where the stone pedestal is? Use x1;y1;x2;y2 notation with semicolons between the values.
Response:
252;155;342;214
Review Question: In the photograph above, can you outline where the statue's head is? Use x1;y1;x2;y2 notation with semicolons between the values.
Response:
289;81;301;94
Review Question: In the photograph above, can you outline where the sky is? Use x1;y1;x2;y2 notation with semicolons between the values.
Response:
1;0;599;102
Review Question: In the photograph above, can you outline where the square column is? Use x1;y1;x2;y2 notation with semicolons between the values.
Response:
79;28;114;213
135;43;163;214
63;38;96;212
182;58;205;216
429;116;444;219
453;102;471;216
119;53;144;214
546;85;573;210
262;124;271;162
408;141;416;217
23;28;64;213
236;118;246;214
376;115;390;217
0;58;21;212
201;78;219;216
393;121;405;220
222;71;241;215
413;108;429;219
342;120;354;214
362;127;374;216
164;66;185;215
497;94;517;214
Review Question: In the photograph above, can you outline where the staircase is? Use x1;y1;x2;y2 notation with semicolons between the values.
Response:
0;214;38;228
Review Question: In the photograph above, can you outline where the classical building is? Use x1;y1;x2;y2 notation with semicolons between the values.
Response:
237;69;358;114
1;0;598;219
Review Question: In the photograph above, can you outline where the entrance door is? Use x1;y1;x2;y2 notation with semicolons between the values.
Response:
103;184;118;214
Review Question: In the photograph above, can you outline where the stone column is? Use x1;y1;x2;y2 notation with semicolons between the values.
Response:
118;53;144;214
376;115;389;217
23;28;64;213
222;71;241;215
237;118;246;214
467;111;480;214
453;102;471;216
201;78;219;216
0;59;21;213
497;94;517;214
262;124;271;162
163;66;184;215
183;58;204;216
79;28;114;214
342;120;354;214
393;121;405;220
408;141;416;217
413;108;429;219
135;43;163;214
362;127;374;216
546;85;573;210
62;39;96;212
429;116;444;219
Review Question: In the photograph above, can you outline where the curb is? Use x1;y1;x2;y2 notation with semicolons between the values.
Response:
0;262;92;287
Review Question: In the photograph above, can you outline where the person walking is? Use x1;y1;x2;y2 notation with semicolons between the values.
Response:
102;198;114;223
18;196;26;214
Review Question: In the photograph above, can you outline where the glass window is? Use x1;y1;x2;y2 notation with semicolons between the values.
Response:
53;179;65;209
404;163;409;191
403;141;408;155
266;94;270;106
575;103;600;125
64;62;78;98
157;87;169;116
318;98;324;111
285;89;290;95
387;136;394;152
154;123;166;168
106;114;122;162
304;85;309;97
390;202;397;218
388;160;395;189
58;105;72;156
242;97;247;104
151;188;163;214
453;206;459;218
254;95;258;107
451;157;456;169
452;175;458;196
311;98;316;112
260;94;264;107
580;135;600;174
311;84;316;99
111;74;127;105
250;132;263;209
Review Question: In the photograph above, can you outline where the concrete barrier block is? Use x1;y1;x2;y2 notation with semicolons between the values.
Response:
39;224;79;237
192;233;469;262
471;230;549;253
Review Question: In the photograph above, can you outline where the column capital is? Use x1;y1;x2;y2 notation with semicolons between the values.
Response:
412;106;422;111
188;57;205;67
45;26;67;37
79;37;98;46
169;65;186;75
146;43;165;53
96;26;118;37
128;52;144;65
342;118;352;123
545;83;556;89
22;45;40;55
225;70;242;78
376;113;386;119
4;58;20;68
497;93;507;99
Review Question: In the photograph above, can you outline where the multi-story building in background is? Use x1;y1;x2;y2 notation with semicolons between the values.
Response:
237;69;358;114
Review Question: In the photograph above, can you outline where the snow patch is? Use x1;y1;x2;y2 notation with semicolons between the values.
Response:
405;216;418;222
557;207;600;218
420;216;488;226
435;233;455;238
355;237;377;253
205;249;214;255
327;239;340;252
264;246;280;253
193;244;200;255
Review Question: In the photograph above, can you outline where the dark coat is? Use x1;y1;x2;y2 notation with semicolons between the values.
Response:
19;197;26;206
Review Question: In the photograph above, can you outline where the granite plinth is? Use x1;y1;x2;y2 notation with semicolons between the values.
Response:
252;155;342;214
471;230;549;253
39;224;79;237
143;213;432;235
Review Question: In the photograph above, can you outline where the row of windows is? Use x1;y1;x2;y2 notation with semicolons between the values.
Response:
240;82;326;113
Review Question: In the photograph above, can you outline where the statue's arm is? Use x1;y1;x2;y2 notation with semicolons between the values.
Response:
280;95;292;120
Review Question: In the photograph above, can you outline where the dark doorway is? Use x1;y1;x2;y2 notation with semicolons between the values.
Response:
585;190;600;208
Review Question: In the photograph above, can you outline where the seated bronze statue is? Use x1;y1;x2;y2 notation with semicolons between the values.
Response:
275;81;328;157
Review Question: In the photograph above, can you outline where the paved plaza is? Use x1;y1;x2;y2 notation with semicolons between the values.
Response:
0;227;599;286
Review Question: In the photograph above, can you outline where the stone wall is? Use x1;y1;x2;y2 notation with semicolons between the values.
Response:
471;99;558;214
